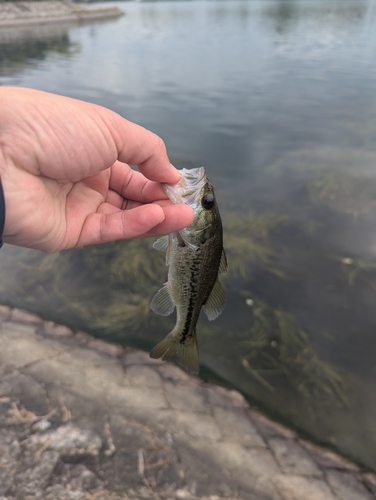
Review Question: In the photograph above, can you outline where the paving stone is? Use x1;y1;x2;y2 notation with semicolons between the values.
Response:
122;349;161;366
206;385;248;408
0;304;11;321
253;476;284;500
273;474;337;500
147;408;179;432
87;338;123;356
1;323;61;369
0;2;124;29
157;363;194;383
212;406;266;448
26;346;125;391
74;330;92;343
268;437;322;477
174;411;222;441
250;410;297;439
125;364;164;388
299;439;359;472
10;308;43;325
43;321;74;337
210;441;281;477
363;473;376;495
25;355;88;389
326;470;375;500
164;381;207;412
3;321;37;338
105;384;169;410
1;371;50;415
173;441;250;498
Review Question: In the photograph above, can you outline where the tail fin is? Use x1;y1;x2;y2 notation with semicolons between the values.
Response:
150;330;199;375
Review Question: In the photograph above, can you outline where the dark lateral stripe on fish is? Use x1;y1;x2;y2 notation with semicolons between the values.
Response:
180;257;201;343
180;298;194;344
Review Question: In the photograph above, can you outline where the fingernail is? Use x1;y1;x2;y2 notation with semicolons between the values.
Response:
169;163;181;182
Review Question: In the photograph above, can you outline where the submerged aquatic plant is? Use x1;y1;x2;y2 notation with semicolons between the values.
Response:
0;240;168;334
239;295;348;407
308;172;376;218
331;255;376;288
92;291;173;338
223;211;289;281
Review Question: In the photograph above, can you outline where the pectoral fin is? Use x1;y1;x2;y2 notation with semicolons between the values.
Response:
153;236;169;252
150;284;175;316
203;278;226;321
153;236;171;265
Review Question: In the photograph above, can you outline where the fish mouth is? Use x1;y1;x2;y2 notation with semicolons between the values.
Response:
181;167;206;185
163;167;207;206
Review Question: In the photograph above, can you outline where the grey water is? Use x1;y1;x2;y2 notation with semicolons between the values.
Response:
1;0;376;470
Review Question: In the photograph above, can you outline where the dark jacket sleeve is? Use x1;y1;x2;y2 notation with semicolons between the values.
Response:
0;178;5;249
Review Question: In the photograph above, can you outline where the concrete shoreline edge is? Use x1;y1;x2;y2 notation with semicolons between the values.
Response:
0;1;123;28
0;303;375;499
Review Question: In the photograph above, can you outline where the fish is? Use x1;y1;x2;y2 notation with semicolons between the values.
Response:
149;167;227;375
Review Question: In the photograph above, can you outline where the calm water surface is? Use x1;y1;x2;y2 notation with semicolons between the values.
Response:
1;0;376;470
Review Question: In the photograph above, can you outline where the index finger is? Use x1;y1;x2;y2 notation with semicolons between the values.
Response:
107;113;181;184
109;161;169;203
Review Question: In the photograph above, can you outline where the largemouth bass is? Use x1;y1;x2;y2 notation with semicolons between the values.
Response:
150;167;227;375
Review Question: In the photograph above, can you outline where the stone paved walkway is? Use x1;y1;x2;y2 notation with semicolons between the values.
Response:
0;305;375;500
0;1;123;28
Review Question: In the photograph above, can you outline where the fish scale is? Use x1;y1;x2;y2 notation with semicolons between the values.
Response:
149;167;227;375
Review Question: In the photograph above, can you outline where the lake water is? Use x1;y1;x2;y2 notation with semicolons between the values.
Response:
1;0;376;471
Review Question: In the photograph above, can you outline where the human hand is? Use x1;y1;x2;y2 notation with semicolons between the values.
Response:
0;87;193;253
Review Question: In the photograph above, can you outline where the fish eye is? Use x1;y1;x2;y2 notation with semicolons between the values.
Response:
202;193;215;210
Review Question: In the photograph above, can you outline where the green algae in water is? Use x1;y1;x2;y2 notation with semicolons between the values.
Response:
0;240;167;330
308;172;376;218
331;254;376;287
237;294;348;407
223;210;290;281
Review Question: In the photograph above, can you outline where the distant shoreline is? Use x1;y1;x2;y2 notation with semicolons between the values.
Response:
0;1;124;28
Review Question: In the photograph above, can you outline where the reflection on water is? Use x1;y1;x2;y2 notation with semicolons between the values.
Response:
0;24;79;77
1;0;376;471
